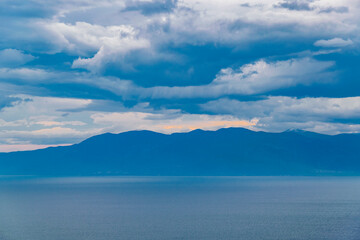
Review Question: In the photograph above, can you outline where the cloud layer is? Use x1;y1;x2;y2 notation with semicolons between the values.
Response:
202;96;360;134
0;0;359;151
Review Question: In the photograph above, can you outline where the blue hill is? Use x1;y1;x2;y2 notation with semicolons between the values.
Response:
0;128;360;176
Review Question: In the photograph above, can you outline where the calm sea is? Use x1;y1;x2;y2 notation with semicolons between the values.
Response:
1;176;360;240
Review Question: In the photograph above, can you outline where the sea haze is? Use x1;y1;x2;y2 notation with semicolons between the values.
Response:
1;176;360;240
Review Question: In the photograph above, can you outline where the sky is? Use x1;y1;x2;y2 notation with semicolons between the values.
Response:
0;0;360;152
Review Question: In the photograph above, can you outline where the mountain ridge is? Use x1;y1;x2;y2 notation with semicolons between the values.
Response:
1;127;360;176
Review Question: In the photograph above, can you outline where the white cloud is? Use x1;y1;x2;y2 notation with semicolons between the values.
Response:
155;0;359;46
0;117;85;128
39;21;150;72
2;0;359;53
145;58;334;98
14;126;84;137
0;49;35;67
0;95;93;142
0;119;27;127
0;68;52;81
34;120;86;127
201;96;360;134
2;95;92;115
0;57;334;100
314;38;353;48
0;126;101;147
11;0;355;73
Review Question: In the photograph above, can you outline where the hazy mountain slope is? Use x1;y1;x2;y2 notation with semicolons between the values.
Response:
0;128;359;176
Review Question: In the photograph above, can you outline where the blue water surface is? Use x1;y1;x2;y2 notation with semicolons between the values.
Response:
1;176;360;240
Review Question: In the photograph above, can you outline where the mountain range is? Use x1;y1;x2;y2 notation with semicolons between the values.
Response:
1;127;360;176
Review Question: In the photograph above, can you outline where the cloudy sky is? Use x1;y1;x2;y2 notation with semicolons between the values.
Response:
0;0;359;152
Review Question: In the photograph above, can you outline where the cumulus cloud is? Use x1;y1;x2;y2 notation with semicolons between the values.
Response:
0;49;35;67
201;96;360;134
0;57;335;101
18;57;331;100
8;57;333;101
38;21;150;72
11;0;354;71
314;38;353;48
145;58;334;98
0;0;356;83
2;0;358;53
